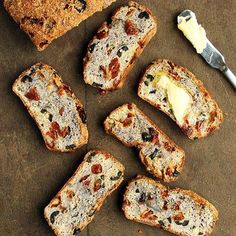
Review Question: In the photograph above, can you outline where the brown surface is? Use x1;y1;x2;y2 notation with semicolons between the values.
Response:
0;0;235;236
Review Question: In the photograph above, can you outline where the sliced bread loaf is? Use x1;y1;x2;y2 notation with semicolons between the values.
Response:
104;103;185;182
123;176;218;236
12;63;88;152
4;0;116;51
44;149;125;236
83;1;157;91
138;59;223;139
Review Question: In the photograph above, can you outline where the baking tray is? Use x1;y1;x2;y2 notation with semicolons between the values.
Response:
0;0;235;235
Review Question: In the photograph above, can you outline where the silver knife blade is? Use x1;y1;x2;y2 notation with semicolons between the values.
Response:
178;10;236;90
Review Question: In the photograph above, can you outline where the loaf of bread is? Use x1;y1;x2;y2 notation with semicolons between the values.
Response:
44;149;125;236
123;176;218;236
104;103;185;182
4;0;116;51
83;1;157;91
12;63;88;152
138;59;223;139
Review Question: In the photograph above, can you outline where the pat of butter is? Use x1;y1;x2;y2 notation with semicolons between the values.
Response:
158;75;192;125
178;14;207;54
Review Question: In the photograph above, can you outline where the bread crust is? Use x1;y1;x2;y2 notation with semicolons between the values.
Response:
44;149;125;236
123;175;219;236
83;1;157;91
138;59;223;139
4;0;116;51
12;63;88;152
104;103;185;182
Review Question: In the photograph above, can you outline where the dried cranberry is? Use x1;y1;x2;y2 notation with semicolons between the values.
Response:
97;30;108;39
25;87;40;101
125;20;139;35
109;58;120;79
93;179;102;192
91;164;102;174
79;175;90;182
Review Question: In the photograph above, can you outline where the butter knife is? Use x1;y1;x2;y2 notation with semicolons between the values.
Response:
177;10;236;90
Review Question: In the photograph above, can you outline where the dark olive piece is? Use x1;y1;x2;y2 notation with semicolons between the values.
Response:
138;192;146;203
138;11;150;19
146;74;154;81
117;45;129;57
142;132;152;142
167;217;172;223
89;43;96;53
110;171;122;181
149;89;156;94
41;109;47;113
173;168;180;177
149;148;158;160
135;189;140;193
21;75;32;83
87;152;97;162
144;80;149;86
74;0;86;13
48;114;53;122
73;228;81;235
182;220;189;226
65;144;76;149
50;211;59;224
92;82;103;88
158;220;165;227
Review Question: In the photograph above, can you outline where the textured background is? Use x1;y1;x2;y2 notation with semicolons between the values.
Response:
0;0;235;235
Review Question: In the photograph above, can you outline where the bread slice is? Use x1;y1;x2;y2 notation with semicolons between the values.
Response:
44;149;125;236
12;63;88;152
138;59;223;139
83;1;157;91
104;103;185;182
123;175;219;236
4;0;116;51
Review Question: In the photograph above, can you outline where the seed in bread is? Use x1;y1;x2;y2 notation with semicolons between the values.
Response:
83;1;157;91
12;63;88;152
44;149;125;236
123;176;219;236
4;0;117;51
138;59;223;139
104;103;185;182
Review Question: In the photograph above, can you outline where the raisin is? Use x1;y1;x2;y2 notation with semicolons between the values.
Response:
173;168;180;177
149;148;158;160
48;114;53;122
21;75;32;83
91;164;102;174
59;107;64;116
73;228;81;235
164;142;174;152
50;211;59;224
163;97;167;102
92;82;103;88
88;43;96;53
97;30;108;39
146;74;154;81
142;132;152;142
74;0;86;13
109;58;120;79
125;20;139;35
149;90;156;94
93;179;102;192
110;171;122;181
66;144;76;150
138;11;150;19
25;87;40;101
77;106;87;123
138;192;146;203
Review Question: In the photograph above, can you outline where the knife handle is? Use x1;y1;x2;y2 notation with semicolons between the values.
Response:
222;67;236;90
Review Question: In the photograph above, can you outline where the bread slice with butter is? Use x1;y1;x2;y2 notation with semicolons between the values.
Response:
83;1;157;91
123;175;219;236
12;63;88;152
104;103;185;182
138;59;223;139
44;149;125;236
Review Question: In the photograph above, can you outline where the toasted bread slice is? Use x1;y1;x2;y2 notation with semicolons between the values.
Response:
138;59;223;139
44;149;125;236
123;176;219;236
104;103;185;182
83;1;157;91
13;63;88;152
